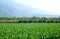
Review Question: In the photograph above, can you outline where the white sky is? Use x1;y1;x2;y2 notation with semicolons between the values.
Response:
14;0;60;15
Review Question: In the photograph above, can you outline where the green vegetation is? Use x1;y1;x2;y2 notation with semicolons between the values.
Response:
0;17;60;23
0;23;60;39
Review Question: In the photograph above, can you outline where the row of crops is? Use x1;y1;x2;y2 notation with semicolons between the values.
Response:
0;17;60;23
0;23;60;39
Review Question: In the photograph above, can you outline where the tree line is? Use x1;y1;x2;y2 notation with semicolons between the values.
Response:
0;16;60;23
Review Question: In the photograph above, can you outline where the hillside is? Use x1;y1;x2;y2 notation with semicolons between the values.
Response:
0;0;60;17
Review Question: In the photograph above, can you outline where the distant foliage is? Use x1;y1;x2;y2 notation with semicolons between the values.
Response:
0;17;60;23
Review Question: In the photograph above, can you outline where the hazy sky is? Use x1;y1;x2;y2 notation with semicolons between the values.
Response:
14;0;60;15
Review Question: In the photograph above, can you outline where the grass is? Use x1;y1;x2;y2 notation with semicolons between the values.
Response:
0;23;60;39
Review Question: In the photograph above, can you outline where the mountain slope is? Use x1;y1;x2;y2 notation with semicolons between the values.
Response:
0;0;60;17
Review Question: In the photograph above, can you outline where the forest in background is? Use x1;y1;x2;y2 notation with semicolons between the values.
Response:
0;16;60;23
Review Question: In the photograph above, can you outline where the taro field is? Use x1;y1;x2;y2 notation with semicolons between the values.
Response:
0;23;60;39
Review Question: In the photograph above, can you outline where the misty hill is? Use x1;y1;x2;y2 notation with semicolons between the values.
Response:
0;0;60;17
